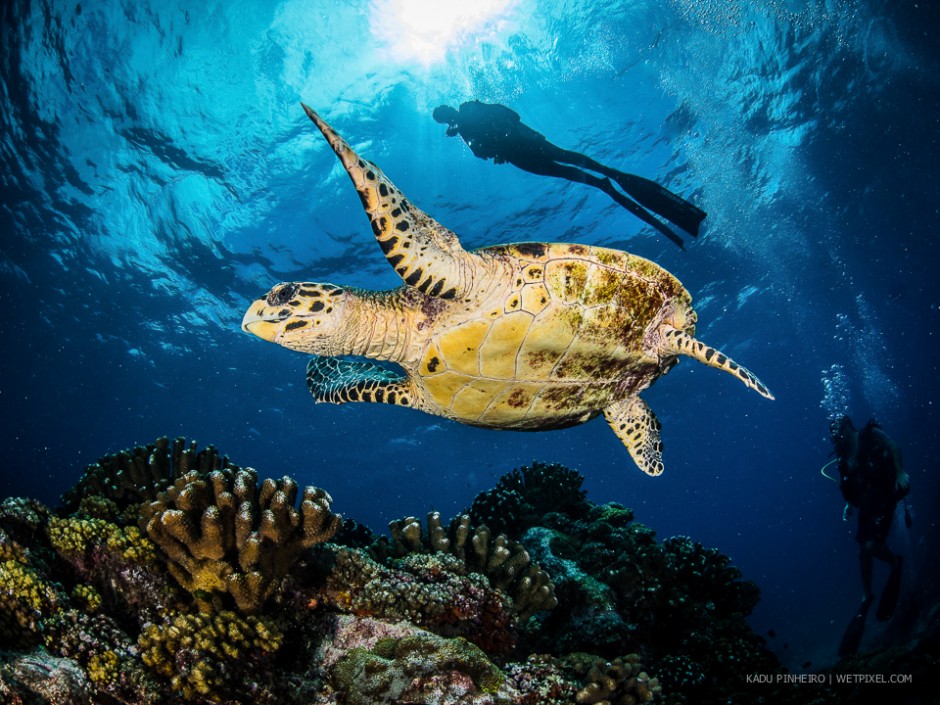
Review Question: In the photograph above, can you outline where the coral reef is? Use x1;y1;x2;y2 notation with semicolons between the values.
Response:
314;544;518;655
467;460;590;537
140;466;341;613
138;608;282;700
59;436;239;523
377;511;558;621
4;444;932;704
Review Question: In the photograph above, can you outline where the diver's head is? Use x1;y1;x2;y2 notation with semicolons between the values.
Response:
433;105;459;126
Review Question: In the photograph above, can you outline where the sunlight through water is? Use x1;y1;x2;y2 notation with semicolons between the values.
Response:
369;0;520;65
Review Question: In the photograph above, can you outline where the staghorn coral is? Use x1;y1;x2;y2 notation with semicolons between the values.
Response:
140;467;340;613
380;511;558;622
138;608;282;700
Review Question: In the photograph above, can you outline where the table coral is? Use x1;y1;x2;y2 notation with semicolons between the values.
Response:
140;467;341;613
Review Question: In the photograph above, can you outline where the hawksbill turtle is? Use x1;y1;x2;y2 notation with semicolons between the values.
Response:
242;104;773;476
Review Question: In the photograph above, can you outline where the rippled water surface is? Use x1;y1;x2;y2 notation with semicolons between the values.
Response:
2;0;938;669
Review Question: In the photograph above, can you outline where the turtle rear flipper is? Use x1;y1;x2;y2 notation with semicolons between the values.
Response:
301;103;480;300
661;327;774;400
307;356;420;407
604;397;664;476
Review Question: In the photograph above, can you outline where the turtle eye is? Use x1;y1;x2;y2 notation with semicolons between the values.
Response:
267;283;300;306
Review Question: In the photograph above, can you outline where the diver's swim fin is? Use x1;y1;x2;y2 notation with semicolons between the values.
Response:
837;596;872;658
614;173;706;236
604;183;685;249
876;556;902;621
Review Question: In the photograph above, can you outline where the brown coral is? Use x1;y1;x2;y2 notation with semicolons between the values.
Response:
574;654;661;705
140;467;340;613
382;512;557;621
59;436;240;522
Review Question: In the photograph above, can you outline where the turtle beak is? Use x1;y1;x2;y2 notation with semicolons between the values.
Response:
241;303;281;342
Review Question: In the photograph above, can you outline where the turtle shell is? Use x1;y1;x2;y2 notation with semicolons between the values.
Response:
412;242;695;430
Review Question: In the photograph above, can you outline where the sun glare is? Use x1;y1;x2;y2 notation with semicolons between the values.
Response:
370;0;518;66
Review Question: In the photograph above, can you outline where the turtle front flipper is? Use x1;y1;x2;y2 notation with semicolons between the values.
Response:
661;327;774;400
604;397;665;476
301;103;479;300
307;356;421;407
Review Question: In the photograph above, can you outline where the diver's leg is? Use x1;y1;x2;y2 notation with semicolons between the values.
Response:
859;544;875;602
553;149;707;236
513;158;685;249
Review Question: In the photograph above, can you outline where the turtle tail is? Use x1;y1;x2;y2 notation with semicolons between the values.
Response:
662;327;774;400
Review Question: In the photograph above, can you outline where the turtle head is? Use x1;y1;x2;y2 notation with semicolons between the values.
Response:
242;282;351;354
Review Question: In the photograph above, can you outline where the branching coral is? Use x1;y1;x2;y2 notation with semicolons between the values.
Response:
59;436;240;522
467;461;590;538
572;654;661;704
380;512;558;622
140;467;340;613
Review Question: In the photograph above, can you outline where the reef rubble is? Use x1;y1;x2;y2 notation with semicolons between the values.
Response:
1;438;936;704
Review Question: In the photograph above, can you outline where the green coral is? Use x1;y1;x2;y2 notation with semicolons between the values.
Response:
138;608;282;700
330;633;505;705
140;467;340;613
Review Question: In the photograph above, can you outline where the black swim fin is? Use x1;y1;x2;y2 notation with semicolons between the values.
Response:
876;557;902;621
604;184;685;249
837;597;872;658
614;173;706;236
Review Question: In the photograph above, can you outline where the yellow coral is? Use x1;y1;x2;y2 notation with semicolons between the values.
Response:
87;649;120;686
72;584;103;612
0;558;65;636
139;608;282;699
47;516;157;565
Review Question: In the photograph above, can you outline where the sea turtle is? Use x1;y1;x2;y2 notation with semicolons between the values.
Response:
242;104;773;476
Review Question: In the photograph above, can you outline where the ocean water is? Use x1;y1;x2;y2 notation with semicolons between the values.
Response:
1;0;938;674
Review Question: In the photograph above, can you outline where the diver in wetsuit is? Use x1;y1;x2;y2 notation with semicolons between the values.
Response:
831;415;909;656
432;101;706;249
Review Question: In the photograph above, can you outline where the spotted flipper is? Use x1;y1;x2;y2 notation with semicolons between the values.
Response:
604;397;664;476
307;356;420;407
301;103;479;300
660;327;774;400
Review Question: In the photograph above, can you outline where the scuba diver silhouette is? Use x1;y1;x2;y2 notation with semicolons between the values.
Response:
433;101;706;249
825;416;910;657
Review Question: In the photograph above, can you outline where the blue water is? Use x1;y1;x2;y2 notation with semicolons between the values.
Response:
2;0;938;672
